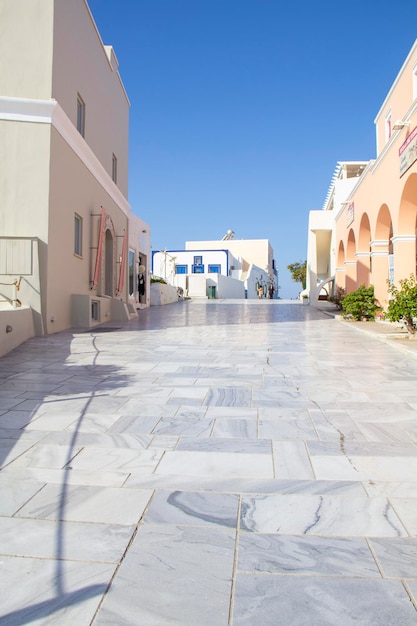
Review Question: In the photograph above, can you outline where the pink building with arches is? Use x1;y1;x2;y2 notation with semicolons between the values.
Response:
307;40;417;309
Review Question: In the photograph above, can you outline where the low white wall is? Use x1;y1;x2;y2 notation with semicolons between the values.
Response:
150;282;179;305
0;307;35;357
208;274;245;299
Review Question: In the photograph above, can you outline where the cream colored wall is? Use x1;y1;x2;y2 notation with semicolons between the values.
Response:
0;120;51;237
185;239;274;275
52;0;129;196
47;127;129;333
0;0;54;99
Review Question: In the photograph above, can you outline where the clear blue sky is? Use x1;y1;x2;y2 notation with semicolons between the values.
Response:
88;0;417;298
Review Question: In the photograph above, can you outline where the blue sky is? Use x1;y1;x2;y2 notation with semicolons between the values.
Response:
88;0;417;298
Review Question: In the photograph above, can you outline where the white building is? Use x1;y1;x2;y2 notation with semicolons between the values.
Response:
305;162;368;302
0;0;150;355
152;235;278;300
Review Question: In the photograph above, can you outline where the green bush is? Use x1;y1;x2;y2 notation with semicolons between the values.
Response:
341;284;381;321
150;276;167;284
386;275;417;335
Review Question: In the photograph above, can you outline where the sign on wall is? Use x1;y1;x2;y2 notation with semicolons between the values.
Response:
346;202;354;227
399;126;417;176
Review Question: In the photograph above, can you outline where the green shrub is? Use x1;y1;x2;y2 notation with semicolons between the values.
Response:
386;275;417;335
341;284;381;321
150;276;167;284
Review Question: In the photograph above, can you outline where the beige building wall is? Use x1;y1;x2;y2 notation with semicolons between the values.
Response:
0;0;54;98
0;0;150;350
186;239;275;277
52;0;129;196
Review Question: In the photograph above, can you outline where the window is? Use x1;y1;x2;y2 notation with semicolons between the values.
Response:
194;256;203;265
112;153;117;184
74;214;82;256
175;265;188;274
192;264;204;273
208;264;221;273
77;93;85;137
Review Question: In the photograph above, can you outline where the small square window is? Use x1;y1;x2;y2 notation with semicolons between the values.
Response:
194;256;203;265
112;153;117;184
74;214;82;256
77;94;85;137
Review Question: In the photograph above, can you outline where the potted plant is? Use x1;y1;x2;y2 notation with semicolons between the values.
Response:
386;275;417;339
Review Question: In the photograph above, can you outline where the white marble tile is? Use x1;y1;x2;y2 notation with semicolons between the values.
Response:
308;440;417;457
108;414;161;434
0;410;44;429
144;490;239;528
0;475;45;515
152;417;214;437
364;481;417;498
112;399;178;417
272;441;314;479
357;420;417;443
0;466;129;487
240;494;407;536
232;574;417;625
23;412;81;431
309;409;366;441
204;387;252;407
238;534;380;577
312;455;417;482
16;484;153;525
67;446;162;473
7;444;83;470
177;437;271;454
148;435;178;449
0;516;134;562
370;537;417;578
95;524;235;625
42;431;152;449
211;418;258;438
156;450;274;479
259;417;317;440
174;405;208;418
205;406;258;419
390;498;417;535
0;555;114;626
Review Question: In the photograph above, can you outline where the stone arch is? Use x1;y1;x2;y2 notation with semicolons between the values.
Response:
393;173;417;282
98;214;116;297
398;172;417;235
372;204;392;305
345;229;357;292
336;241;345;291
375;204;392;241
357;213;371;287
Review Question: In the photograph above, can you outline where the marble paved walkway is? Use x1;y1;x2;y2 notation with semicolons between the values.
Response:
1;300;417;625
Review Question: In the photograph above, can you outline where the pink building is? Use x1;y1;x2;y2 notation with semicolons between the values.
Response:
307;40;417;309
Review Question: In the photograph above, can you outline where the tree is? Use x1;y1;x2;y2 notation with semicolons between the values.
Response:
287;260;306;290
386;275;417;335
